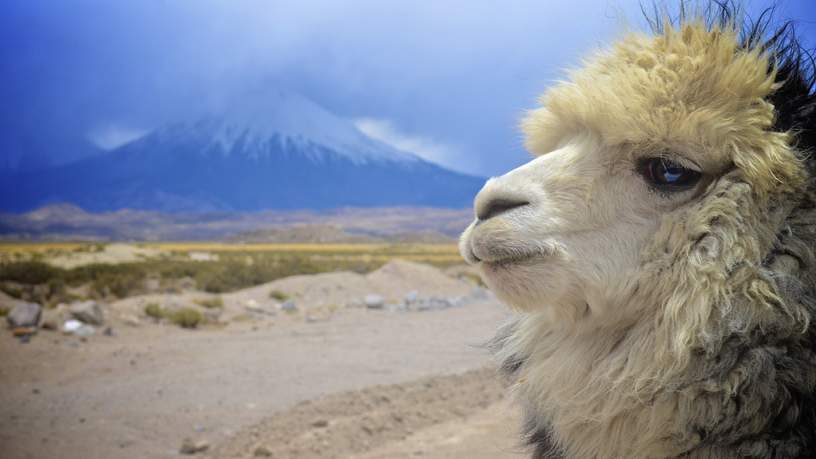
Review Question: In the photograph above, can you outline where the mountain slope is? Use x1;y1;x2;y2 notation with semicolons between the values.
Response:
0;91;484;212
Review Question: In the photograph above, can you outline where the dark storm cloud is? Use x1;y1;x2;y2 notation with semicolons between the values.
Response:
1;0;814;175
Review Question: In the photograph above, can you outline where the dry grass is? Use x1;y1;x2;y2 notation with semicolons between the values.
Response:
0;242;465;301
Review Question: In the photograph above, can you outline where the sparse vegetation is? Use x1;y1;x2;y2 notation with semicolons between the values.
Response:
0;305;9;317
144;303;165;320
194;296;224;309
169;308;203;329
0;243;463;301
268;289;289;301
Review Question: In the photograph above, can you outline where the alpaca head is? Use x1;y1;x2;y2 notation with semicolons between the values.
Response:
459;14;816;338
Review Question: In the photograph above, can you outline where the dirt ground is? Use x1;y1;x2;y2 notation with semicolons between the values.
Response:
1;297;528;459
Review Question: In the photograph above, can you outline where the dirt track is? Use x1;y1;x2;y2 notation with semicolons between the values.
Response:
1;299;525;459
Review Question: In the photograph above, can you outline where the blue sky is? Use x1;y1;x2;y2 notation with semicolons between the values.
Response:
2;0;814;176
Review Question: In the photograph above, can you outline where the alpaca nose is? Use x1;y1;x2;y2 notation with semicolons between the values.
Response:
476;197;529;221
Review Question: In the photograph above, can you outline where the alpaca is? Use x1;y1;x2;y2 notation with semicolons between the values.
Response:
459;5;816;459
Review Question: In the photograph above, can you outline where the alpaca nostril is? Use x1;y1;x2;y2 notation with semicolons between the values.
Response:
477;198;530;221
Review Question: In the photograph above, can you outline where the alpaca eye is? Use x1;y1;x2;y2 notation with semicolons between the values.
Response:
638;157;701;191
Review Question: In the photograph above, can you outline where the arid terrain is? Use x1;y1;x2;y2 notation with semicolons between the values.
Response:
1;243;528;459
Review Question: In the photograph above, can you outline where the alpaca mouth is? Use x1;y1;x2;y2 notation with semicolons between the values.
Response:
468;240;558;266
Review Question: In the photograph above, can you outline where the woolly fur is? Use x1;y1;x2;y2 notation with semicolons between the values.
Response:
464;8;816;459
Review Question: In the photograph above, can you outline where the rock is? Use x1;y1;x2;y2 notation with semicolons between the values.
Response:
413;296;453;311
12;327;37;337
103;327;116;337
69;301;105;325
404;291;419;304
63;319;96;336
312;419;329;428
6;302;41;328
179;438;210;455
73;325;96;337
253;446;273;457
467;287;489;302
364;294;385;309
40;307;68;331
279;300;297;312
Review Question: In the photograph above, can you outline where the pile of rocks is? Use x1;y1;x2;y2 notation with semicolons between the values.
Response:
3;291;110;341
359;288;491;313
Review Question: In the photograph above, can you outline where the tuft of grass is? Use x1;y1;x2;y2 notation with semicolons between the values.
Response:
194;296;223;309
169;308;203;329
0;305;9;317
268;289;289;301
144;303;165;320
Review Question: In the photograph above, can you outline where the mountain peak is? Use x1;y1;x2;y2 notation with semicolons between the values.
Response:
151;89;417;165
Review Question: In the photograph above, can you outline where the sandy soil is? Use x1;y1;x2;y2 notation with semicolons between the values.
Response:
45;243;165;268
1;297;525;459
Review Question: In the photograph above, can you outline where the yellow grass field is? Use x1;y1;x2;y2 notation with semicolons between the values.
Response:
0;242;463;266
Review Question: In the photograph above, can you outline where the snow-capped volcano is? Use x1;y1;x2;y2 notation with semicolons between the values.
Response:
0;91;484;212
158;89;418;165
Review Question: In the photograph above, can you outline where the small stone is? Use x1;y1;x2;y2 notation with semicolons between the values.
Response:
69;301;105;325
103;327;116;337
279;300;297;312
253;446;273;457
364;294;384;309
40;320;58;331
6;302;41;328
312;419;329;428
179;438;210;455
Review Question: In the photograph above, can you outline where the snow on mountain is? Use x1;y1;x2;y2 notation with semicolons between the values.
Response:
0;90;484;213
153;89;418;165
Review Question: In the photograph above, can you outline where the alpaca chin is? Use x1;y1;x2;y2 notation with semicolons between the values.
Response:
478;258;588;322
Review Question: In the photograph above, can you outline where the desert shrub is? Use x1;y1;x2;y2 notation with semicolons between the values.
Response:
0;305;9;317
268;289;289;301
0;283;25;299
169;308;203;329
144;303;165;320
194;296;223;309
0;261;59;284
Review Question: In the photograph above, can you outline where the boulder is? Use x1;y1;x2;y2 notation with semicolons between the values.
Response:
69;301;105;325
364;294;385;309
6;302;42;328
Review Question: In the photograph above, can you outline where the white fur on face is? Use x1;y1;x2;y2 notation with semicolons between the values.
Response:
460;135;703;327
